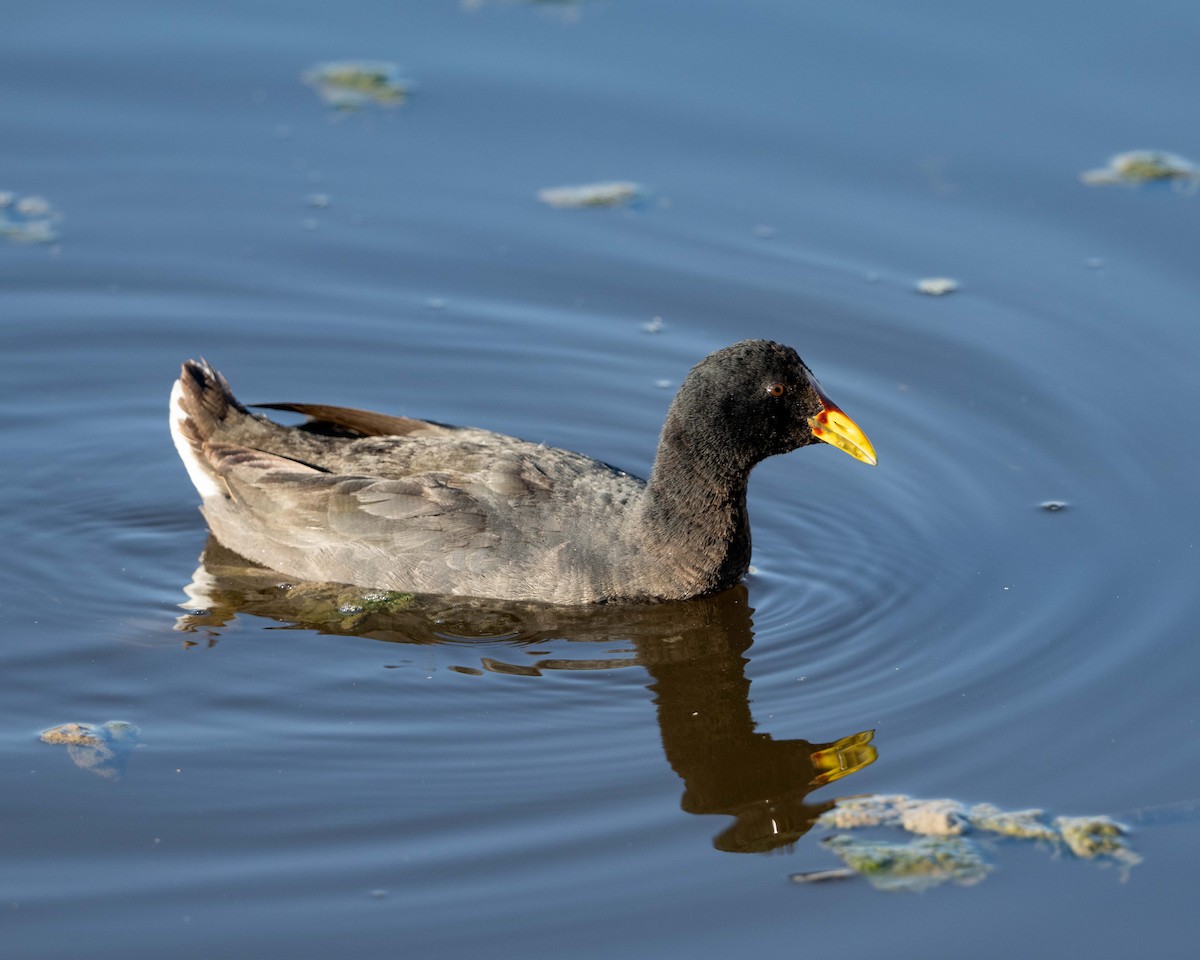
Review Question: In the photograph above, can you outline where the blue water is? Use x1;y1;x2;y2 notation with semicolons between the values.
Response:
3;2;1199;957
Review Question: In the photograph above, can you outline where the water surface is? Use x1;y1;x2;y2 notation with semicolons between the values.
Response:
3;2;1199;958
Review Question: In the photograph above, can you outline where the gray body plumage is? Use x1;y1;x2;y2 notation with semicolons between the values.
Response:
169;341;846;604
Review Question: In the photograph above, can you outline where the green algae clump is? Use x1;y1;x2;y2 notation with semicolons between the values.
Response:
821;835;992;892
1081;150;1200;186
40;720;142;780
817;794;969;836
304;61;410;109
1054;815;1141;867
968;803;1059;842
806;794;1143;892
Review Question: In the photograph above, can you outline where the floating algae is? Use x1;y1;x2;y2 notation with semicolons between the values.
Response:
303;61;410;109
821;835;992;892
336;590;417;616
278;585;416;630
0;193;60;244
799;793;1141;892
916;277;959;296
817;794;968;836
537;181;643;209
902;797;971;836
968;803;1059;842
1081;150;1200;186
816;793;907;829
1054;815;1141;867
40;721;141;780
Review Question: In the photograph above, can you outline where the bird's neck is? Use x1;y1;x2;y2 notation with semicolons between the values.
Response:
635;413;753;596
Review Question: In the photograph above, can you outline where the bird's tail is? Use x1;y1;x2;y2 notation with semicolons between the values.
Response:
169;359;246;499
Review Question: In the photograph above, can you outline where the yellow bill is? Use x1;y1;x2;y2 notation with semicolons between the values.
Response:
808;383;877;466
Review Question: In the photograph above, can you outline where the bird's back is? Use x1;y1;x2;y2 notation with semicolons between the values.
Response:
170;360;647;603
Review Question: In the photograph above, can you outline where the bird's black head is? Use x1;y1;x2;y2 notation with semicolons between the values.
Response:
664;340;875;472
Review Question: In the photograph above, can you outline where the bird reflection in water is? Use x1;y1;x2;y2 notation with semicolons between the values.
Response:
177;538;877;853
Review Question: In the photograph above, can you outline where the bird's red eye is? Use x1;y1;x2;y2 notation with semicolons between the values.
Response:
766;382;786;398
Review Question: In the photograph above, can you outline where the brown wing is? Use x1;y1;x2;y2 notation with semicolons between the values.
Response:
254;402;464;439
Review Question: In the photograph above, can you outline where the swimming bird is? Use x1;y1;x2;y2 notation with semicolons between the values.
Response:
170;340;875;604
